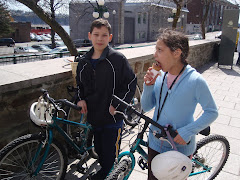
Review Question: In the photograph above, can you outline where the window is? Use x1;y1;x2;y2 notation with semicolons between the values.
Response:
137;32;141;39
143;13;147;24
142;32;146;38
138;13;141;24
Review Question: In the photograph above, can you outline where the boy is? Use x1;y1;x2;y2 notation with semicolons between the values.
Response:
76;19;137;179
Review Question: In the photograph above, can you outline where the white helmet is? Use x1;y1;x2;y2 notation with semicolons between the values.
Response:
151;151;192;180
30;96;54;126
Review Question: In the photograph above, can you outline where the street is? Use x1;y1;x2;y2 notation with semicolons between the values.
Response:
0;31;221;57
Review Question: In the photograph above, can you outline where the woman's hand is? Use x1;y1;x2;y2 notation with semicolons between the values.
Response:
174;132;187;145
77;100;87;114
109;105;116;115
144;67;158;86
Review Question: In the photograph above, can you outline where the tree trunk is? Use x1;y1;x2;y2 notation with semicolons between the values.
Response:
50;0;56;49
172;0;183;30
201;21;206;39
16;0;77;56
201;0;211;39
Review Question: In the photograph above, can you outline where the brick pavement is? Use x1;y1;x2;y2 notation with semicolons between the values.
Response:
65;52;240;180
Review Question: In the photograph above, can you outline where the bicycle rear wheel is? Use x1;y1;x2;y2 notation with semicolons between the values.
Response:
0;133;67;180
189;134;230;180
124;84;143;127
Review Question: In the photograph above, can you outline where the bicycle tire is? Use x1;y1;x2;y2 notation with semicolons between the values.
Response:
0;133;67;180
190;134;230;180
105;159;132;180
124;84;143;127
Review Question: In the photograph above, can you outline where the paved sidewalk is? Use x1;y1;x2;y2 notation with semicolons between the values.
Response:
65;52;240;180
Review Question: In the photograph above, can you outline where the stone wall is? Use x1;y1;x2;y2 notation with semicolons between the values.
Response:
0;40;219;149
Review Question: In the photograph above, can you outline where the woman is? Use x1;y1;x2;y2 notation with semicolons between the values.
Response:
141;29;218;180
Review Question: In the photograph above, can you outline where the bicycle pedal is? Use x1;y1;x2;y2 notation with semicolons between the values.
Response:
77;165;87;174
137;156;148;170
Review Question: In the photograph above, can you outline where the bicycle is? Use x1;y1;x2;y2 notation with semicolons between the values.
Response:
0;89;97;179
106;95;230;180
65;83;143;129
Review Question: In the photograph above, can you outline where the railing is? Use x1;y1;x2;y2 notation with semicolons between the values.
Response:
0;50;87;66
0;43;158;66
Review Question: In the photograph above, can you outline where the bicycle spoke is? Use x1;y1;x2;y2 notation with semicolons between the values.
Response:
0;134;67;180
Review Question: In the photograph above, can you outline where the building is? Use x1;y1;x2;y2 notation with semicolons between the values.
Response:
69;0;188;44
186;0;239;34
10;22;31;42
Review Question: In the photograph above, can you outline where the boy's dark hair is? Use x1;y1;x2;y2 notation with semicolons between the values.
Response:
157;28;189;65
90;18;111;34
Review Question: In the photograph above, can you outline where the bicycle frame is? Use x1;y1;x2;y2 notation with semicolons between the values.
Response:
115;129;212;179
110;95;213;179
32;114;92;176
116;137;148;179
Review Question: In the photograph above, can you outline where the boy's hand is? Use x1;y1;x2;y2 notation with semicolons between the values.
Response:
77;100;87;114
109;105;116;115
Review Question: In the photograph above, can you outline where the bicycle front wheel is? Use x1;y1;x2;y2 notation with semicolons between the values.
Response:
0;133;67;180
190;134;230;180
105;159;132;180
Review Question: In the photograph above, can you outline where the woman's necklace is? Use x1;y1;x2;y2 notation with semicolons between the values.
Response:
156;65;186;121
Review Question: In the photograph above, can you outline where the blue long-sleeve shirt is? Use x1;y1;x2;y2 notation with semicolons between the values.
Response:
141;65;218;156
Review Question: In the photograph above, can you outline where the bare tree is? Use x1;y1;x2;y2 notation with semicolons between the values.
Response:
8;0;78;56
36;0;69;48
200;0;214;39
172;0;184;29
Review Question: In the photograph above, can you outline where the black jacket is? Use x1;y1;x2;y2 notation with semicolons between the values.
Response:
76;46;137;127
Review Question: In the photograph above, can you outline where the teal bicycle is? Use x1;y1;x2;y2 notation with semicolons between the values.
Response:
106;95;230;180
0;89;97;179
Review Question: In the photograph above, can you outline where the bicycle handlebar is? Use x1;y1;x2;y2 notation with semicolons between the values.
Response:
41;89;82;111
112;95;210;138
112;95;178;138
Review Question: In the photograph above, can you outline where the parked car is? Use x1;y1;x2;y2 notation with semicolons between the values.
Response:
50;46;68;53
43;34;51;39
32;44;52;52
14;46;39;53
30;33;43;42
30;33;37;41
0;38;15;47
73;39;92;47
193;34;203;40
54;34;61;40
215;31;222;39
55;41;65;47
39;35;51;41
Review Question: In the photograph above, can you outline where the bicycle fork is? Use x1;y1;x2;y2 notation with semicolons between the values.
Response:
31;129;53;177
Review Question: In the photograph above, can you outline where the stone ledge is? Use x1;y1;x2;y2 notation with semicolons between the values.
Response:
0;39;220;94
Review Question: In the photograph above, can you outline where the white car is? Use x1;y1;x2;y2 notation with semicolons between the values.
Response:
215;31;222;39
193;34;203;40
14;46;39;53
31;44;52;52
50;46;68;53
39;35;51;41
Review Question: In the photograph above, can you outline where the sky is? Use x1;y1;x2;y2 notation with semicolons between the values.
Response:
7;0;240;12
